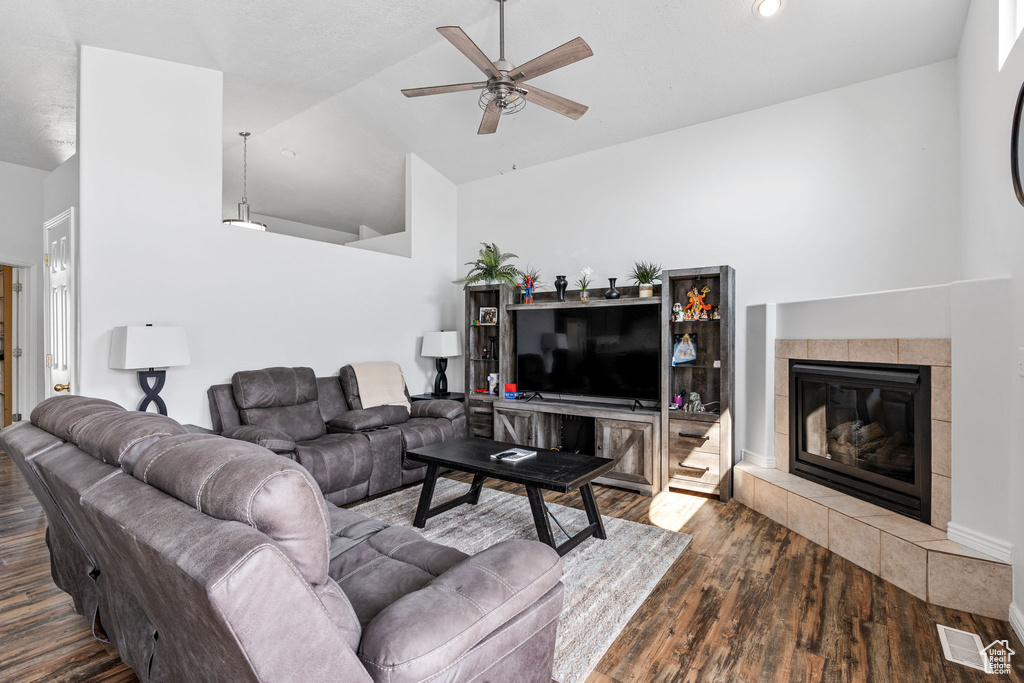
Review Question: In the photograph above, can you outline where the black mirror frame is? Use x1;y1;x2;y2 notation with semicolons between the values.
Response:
1012;78;1024;206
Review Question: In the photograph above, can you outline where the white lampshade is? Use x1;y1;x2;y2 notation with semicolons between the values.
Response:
421;331;462;358
109;326;191;370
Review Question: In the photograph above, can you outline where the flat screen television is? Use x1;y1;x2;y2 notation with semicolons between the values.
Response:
515;306;661;401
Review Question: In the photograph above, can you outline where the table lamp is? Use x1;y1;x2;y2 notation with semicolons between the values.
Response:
421;331;461;396
109;325;190;415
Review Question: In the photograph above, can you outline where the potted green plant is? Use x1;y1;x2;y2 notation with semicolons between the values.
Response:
629;261;662;298
576;267;593;302
453;243;521;288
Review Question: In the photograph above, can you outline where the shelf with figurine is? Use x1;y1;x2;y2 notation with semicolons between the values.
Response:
661;266;735;501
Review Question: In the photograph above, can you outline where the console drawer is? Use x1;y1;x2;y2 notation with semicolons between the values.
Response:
669;449;720;485
669;420;720;455
467;400;494;438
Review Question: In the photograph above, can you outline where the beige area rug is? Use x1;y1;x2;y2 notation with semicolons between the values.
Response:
352;478;692;683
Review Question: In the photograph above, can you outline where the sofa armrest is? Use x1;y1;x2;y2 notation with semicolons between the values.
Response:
358;539;561;682
327;406;409;433
221;425;295;454
409;399;464;421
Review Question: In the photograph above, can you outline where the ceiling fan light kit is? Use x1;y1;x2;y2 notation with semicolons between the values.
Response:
402;0;593;135
223;131;267;231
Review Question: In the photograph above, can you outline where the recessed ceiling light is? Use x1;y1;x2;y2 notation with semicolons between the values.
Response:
281;148;297;158
753;0;783;18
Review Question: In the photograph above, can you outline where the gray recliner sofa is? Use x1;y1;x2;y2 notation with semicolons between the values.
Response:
0;395;564;682
208;366;466;505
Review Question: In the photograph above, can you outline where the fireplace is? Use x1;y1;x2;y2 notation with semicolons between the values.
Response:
789;360;931;522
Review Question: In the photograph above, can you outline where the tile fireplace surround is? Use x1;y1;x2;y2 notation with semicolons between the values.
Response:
734;338;1011;620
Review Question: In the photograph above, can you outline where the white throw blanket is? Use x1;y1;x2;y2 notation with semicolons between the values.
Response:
350;362;411;411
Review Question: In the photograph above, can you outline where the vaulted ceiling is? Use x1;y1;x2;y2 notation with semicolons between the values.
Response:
1;0;970;234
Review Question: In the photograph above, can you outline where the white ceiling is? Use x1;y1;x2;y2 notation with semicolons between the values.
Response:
2;0;970;234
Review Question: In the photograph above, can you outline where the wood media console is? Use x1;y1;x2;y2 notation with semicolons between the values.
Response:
462;266;735;500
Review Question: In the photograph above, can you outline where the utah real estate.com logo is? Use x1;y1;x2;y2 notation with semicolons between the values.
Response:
983;640;1015;675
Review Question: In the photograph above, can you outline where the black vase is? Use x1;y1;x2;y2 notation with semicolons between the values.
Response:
554;275;568;302
605;278;621;299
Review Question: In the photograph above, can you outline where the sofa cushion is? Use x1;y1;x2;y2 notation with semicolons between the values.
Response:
241;401;327;443
358;540;562;683
394;418;452;469
31;395;125;441
316;376;350;422
71;410;189;473
330;525;469;628
294;433;374;495
410;399;464;421
207;383;242;432
339;363;412;411
232;367;318;410
222;424;296;454
133;433;331;585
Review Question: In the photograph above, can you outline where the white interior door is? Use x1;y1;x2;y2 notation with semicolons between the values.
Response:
44;209;76;397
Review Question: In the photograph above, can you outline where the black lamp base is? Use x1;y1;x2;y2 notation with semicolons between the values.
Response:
137;369;168;416
432;357;449;396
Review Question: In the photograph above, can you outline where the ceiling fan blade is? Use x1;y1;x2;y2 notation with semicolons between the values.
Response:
478;107;501;135
402;81;487;98
437;26;503;79
511;37;593;83
523;85;588;120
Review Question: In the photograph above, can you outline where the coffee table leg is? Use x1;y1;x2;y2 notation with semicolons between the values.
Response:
468;472;486;504
526;484;555;548
413;463;440;528
580;483;607;540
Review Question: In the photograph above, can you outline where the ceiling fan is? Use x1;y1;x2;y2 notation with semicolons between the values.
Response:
402;0;593;135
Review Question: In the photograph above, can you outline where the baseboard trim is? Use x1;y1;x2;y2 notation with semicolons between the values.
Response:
946;522;1013;564
741;449;775;469
1010;603;1024;643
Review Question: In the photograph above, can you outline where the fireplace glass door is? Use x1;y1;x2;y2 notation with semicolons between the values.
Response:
800;383;916;484
790;361;930;521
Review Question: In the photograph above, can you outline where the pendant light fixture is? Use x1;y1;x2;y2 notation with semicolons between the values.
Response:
223;131;267;231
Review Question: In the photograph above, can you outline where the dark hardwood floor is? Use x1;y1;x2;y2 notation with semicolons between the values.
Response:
1;451;1021;682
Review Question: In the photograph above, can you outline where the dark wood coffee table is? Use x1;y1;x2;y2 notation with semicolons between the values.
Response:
408;436;616;556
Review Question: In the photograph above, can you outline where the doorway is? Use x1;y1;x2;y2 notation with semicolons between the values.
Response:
0;264;24;426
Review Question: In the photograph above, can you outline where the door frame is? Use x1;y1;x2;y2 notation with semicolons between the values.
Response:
0;255;38;419
43;208;80;400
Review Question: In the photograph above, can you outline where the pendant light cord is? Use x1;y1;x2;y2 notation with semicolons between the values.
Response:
241;132;249;205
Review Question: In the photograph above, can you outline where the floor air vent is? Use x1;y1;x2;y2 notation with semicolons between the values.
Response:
936;624;987;671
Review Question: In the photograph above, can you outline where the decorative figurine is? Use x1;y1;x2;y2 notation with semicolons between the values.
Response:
520;275;535;304
481;346;489;360
711;306;721;320
683;285;712;320
687;391;703;413
671;302;683;322
487;373;500;395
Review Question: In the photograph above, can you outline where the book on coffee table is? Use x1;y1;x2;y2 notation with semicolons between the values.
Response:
490;447;535;463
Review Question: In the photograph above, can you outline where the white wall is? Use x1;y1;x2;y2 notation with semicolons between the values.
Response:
957;0;1024;628
458;60;961;458
775;284;951;340
0;159;48;411
250;212;359;246
43;155;79;224
76;47;458;427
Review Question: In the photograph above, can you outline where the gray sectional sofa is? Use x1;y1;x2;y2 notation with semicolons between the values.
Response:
208;366;466;505
0;395;564;682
